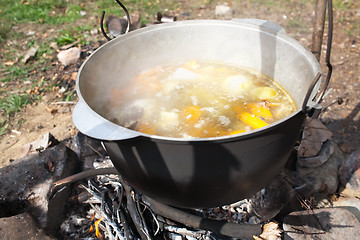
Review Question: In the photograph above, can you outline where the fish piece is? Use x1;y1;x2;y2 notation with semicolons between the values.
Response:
170;67;199;80
157;111;180;129
222;74;252;95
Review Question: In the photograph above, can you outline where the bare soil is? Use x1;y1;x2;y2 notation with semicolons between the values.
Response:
1;1;359;167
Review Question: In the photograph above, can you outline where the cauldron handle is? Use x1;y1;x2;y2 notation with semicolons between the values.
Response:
302;72;322;117
302;0;333;118
100;0;131;41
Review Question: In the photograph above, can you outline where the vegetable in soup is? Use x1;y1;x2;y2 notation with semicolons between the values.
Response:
102;60;297;138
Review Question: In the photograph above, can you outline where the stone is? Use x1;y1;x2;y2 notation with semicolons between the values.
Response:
0;143;80;227
283;208;360;239
296;144;344;195
22;47;38;63
215;4;232;19
0;212;55;240
19;132;59;158
332;197;360;222
65;132;106;170
49;42;58;49
338;149;360;195
339;141;355;153
57;47;81;66
90;28;98;35
251;175;293;222
128;11;142;31
297;140;335;168
105;15;128;36
297;118;333;158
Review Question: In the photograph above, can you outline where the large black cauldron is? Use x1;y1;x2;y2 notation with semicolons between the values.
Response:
73;20;322;208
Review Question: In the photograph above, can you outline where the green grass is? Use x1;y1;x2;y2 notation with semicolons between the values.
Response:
0;0;86;43
333;0;355;10
0;94;32;116
0;0;85;24
0;123;8;136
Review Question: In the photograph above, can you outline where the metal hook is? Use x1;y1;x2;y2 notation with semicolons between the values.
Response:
302;0;333;117
317;0;333;104
100;0;132;41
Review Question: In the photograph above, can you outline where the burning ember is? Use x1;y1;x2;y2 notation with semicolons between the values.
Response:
89;214;104;239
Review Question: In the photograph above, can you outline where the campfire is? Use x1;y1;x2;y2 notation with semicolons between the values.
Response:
53;156;263;239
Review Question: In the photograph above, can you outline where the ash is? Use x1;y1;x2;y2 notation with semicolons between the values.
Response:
59;157;260;240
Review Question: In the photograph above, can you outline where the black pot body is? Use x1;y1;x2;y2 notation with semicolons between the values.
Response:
104;112;305;208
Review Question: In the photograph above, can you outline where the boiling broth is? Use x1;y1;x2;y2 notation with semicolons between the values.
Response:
101;60;297;138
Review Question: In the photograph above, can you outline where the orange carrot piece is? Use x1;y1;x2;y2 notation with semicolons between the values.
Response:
238;112;268;129
247;103;272;120
229;130;246;135
137;122;156;135
182;105;202;124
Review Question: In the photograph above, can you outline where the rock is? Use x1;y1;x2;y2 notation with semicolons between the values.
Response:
19;132;59;158
252;170;315;221
296;144;344;195
338;185;360;198
106;15;128;36
297;118;333;158
338;149;360;196
251;175;293;222
215;4;232;19
156;12;176;23
283;208;360;239
0;143;80;227
0;212;55;240
22;47;38;63
49;42;58;49
65;132;106;170
297;140;335;168
128;11;142;31
339;141;355;153
57;47;81;66
90;28;98;35
332;197;360;222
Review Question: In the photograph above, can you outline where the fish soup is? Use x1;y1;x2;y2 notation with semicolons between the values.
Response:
101;60;297;138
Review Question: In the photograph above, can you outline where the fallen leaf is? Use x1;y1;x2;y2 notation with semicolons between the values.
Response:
260;222;282;240
71;72;78;81
22;47;38;63
4;60;15;66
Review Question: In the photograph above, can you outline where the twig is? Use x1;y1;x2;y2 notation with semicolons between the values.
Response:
85;142;105;158
51;101;76;105
50;167;119;200
123;184;152;240
164;225;213;239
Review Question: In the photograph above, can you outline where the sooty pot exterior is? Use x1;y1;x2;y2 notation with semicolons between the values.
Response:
103;112;304;208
